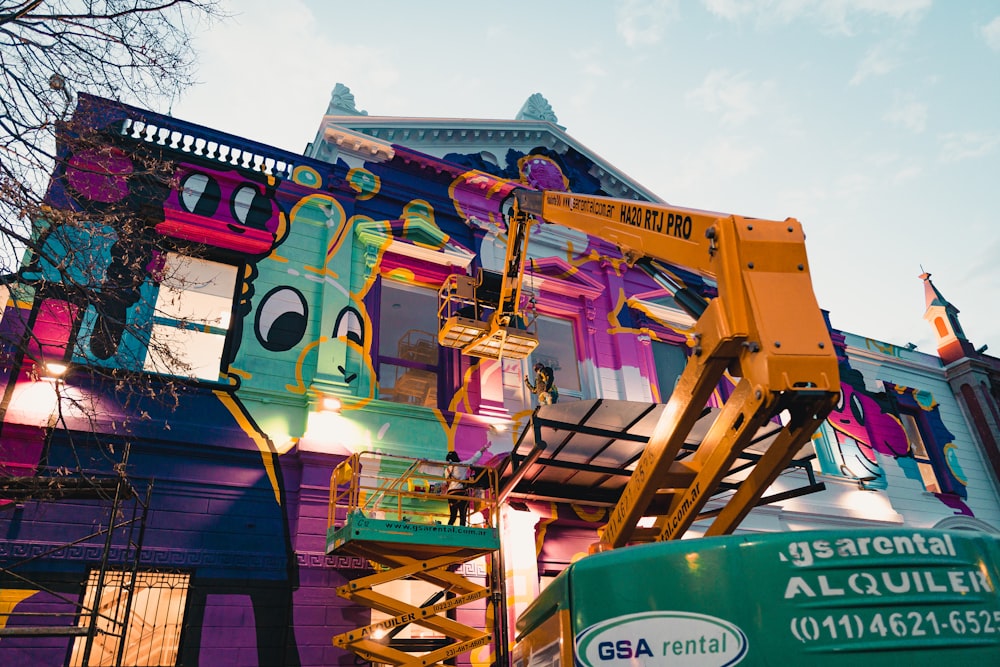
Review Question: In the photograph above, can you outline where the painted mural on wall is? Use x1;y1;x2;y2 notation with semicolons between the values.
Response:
815;334;971;516
0;95;346;665
2;104;622;665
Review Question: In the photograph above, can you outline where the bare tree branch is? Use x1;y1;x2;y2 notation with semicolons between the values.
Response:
0;0;222;272
0;0;223;486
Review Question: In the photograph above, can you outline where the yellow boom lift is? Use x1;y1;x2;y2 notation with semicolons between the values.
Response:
442;189;840;547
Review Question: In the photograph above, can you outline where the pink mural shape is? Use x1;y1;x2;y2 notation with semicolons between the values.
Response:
828;382;910;461
65;147;132;203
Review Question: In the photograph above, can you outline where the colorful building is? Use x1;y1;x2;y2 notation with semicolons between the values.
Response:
0;85;998;666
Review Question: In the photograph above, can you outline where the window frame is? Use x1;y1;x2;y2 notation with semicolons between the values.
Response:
525;310;586;403
373;276;450;408
142;252;238;382
70;569;191;667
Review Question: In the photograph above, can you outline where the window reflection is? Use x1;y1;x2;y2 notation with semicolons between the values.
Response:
378;280;440;407
144;253;236;381
530;315;580;395
652;341;686;398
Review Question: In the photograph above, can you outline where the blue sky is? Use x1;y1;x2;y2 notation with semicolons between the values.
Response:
173;0;1000;354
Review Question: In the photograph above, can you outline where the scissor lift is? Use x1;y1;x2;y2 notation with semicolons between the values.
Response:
327;452;499;666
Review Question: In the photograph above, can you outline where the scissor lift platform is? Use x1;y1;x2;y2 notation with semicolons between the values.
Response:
327;452;499;666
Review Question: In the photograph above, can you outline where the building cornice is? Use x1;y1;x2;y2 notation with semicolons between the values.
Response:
322;126;395;161
315;114;662;202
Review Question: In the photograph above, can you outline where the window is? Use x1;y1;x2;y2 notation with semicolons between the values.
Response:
934;317;948;337
377;280;441;407
651;340;686;400
143;254;236;381
526;639;562;667
891;384;965;496
71;570;190;667
529;315;581;400
900;413;939;492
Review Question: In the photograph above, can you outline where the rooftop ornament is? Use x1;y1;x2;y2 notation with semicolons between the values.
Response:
327;82;368;116
515;92;563;127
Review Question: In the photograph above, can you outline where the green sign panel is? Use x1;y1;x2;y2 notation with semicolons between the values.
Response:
522;528;1000;666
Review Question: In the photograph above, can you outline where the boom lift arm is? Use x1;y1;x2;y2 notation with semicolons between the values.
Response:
512;190;840;548
437;199;538;360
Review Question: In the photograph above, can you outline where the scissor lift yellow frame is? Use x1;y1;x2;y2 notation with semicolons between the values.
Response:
327;452;499;666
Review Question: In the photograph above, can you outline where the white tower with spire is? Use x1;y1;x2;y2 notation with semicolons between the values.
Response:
921;270;975;364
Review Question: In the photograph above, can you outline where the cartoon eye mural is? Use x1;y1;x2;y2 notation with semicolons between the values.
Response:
255;286;308;352
232;184;272;231
334;306;364;348
180;172;221;217
163;167;288;255
849;392;865;426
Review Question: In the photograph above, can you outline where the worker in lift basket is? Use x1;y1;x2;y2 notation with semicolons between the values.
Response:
525;362;559;405
445;444;489;526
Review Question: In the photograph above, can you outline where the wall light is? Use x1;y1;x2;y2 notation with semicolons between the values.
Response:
46;362;68;376
320;395;342;413
35;361;68;379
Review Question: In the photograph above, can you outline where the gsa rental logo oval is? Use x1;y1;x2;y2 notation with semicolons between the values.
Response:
575;611;748;666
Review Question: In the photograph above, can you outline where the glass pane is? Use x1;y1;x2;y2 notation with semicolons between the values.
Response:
145;325;227;380
900;414;928;458
156;254;236;328
380;363;438;407
900;413;941;493
652;341;686;398
378;280;439;363
531;315;579;393
71;571;190;667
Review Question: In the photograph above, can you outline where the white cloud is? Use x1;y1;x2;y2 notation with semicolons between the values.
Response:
816;0;931;31
983;16;1000;51
701;0;755;21
883;94;927;133
685;70;774;127
855;151;921;187
571;48;609;79
938;131;1000;163
702;0;930;34
616;0;679;47
832;171;873;201
890;163;922;185
173;0;398;153
675;136;763;192
850;43;901;85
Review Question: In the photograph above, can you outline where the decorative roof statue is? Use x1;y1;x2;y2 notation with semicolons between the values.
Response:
516;93;559;124
327;83;368;116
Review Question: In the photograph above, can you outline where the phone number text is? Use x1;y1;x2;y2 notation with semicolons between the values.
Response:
790;609;1000;643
